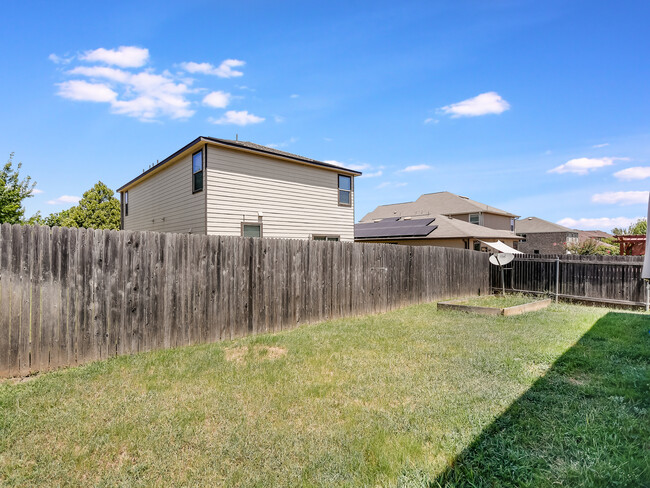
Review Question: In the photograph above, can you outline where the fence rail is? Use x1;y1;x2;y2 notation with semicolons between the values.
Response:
490;254;646;307
0;224;489;378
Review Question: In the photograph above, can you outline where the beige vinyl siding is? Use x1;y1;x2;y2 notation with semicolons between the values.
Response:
122;152;206;234
205;145;354;240
482;213;512;231
450;213;512;230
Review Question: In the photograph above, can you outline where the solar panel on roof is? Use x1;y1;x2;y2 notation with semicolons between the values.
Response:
355;218;437;239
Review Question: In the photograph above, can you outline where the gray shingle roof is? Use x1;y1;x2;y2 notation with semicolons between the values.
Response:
207;138;317;163
359;191;518;221
514;217;576;234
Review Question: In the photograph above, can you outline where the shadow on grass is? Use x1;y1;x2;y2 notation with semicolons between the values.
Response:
431;312;650;488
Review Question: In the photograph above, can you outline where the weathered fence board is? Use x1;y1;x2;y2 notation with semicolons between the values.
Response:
491;253;645;306
0;224;489;377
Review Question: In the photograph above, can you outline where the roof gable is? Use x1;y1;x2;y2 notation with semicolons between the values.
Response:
514;217;575;234
118;136;361;192
359;191;518;222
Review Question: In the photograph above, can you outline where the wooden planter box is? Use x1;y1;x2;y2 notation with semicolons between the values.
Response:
437;297;552;316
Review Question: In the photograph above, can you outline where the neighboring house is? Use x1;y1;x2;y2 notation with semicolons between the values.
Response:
118;137;361;241
355;214;521;250
360;191;519;231
514;217;578;254
577;229;612;244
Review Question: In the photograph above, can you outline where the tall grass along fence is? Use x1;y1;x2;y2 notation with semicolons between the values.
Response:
490;253;645;307
0;224;489;377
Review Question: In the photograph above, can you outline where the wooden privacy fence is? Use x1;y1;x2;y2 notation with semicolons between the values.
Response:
490;253;646;307
0;224;489;377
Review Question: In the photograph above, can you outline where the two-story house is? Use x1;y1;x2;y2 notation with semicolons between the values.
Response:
118;137;361;241
356;192;521;250
514;217;579;254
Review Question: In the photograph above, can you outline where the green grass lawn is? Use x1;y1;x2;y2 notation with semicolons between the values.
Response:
0;303;648;487
455;293;542;308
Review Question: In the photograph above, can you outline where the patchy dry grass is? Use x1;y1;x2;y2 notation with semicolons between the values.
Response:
0;303;648;487
225;345;288;364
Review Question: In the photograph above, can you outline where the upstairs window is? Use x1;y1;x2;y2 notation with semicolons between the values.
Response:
469;213;480;225
192;149;203;193
124;191;129;216
338;175;351;206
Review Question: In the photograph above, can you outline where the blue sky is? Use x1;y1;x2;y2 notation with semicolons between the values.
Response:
1;0;649;231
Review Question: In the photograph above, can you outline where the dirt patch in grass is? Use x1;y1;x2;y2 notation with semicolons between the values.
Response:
225;345;287;364
567;375;590;386
1;374;40;386
456;293;540;309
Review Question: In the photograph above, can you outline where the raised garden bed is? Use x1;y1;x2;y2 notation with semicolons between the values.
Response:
438;295;552;316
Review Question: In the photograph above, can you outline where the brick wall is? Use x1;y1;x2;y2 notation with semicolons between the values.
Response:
517;232;570;254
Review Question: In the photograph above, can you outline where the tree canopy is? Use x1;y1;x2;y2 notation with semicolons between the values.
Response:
612;219;647;236
38;181;121;230
0;153;36;224
566;239;615;255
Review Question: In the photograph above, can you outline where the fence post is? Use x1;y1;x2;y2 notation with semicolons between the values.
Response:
555;256;560;303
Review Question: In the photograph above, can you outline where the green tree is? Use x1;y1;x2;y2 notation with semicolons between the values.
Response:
566;238;615;255
66;181;121;230
41;182;120;230
612;218;647;236
24;211;44;225
44;208;74;227
0;153;37;224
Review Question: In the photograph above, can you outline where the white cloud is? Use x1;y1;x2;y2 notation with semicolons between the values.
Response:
591;191;649;206
290;94;299;98
69;66;131;83
359;170;383;178
32;188;44;195
423;118;438;124
63;66;194;120
49;53;73;65
376;181;407;189
80;46;149;68
324;160;370;172
202;91;231;108
592;143;609;148
398;164;431;173
209;110;264;126
548;157;628;175
614;166;650;181
57;80;117;102
55;48;254;121
557;216;642;231
180;59;245;78
440;91;510;118
267;137;298;149
46;195;81;205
